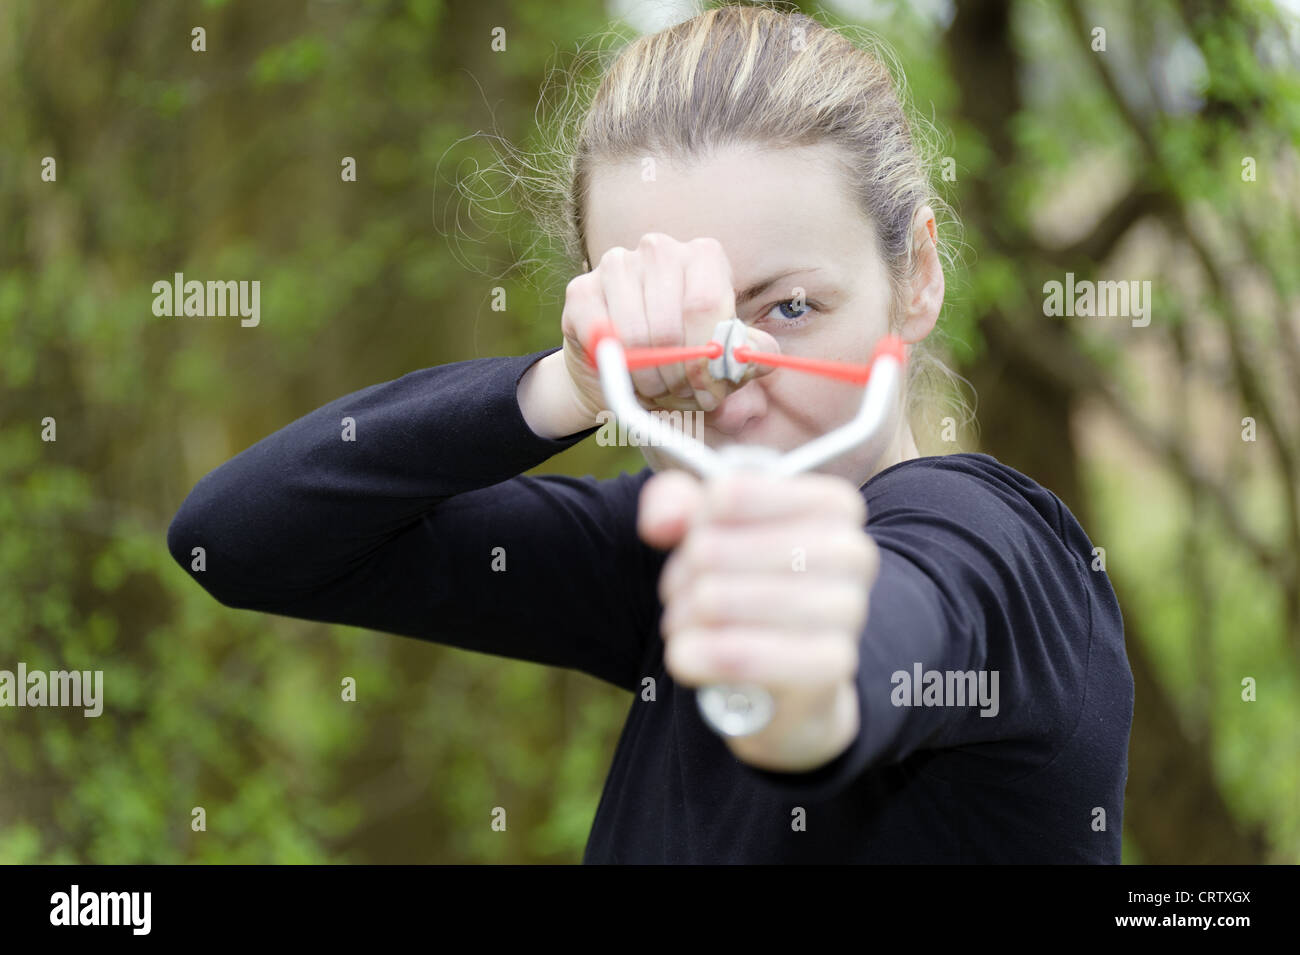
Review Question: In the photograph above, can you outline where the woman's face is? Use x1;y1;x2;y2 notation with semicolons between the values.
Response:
584;141;923;485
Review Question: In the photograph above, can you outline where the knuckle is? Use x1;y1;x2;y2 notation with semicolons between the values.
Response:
852;497;868;525
664;638;685;676
659;580;678;613
815;581;862;627
666;635;700;681
830;482;867;523
647;317;680;347
684;363;721;394
620;323;649;348
840;581;869;627
680;289;724;317
675;536;701;578
564;272;593;302
692;576;728;622
845;532;873;573
684;529;719;572
849;582;870;622
848;488;867;517
861;534;880;578
638;232;675;254
686;237;732;278
600;246;630;269
658;553;682;603
687;236;724;256
560;306;587;341
835;637;859;678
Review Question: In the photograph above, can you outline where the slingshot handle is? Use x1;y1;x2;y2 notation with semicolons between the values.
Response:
586;319;905;739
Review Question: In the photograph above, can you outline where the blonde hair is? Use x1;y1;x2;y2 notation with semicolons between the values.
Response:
449;1;973;445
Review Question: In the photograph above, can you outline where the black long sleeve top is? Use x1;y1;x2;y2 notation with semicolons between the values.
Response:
167;346;1135;863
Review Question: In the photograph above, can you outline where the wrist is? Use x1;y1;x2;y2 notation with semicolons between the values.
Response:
517;350;599;440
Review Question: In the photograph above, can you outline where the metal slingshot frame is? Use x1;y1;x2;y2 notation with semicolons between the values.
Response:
586;316;907;739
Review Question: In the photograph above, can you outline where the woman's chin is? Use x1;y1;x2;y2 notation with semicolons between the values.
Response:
638;420;809;471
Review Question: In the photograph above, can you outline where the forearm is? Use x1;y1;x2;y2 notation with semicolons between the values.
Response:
168;348;595;602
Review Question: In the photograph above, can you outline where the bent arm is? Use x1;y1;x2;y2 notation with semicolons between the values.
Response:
167;347;654;690
735;458;1094;800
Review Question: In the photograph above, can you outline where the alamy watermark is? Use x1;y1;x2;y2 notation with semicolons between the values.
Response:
0;663;103;717
890;662;1000;717
1043;272;1152;327
595;409;705;448
152;271;260;327
50;885;150;935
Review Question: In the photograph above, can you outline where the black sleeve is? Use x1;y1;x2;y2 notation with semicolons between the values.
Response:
735;455;1101;801
166;347;653;692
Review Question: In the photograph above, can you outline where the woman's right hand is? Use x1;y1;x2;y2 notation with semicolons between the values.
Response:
559;233;777;422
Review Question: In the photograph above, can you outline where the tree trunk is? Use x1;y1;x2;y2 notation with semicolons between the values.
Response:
947;0;1268;862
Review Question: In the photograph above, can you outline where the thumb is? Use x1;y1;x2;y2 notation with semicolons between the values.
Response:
638;469;705;550
693;324;783;409
741;324;781;369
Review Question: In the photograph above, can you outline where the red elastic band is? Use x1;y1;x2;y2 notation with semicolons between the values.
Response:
871;335;906;367
584;320;619;368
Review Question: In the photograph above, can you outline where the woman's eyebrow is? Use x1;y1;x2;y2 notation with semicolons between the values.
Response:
735;267;825;306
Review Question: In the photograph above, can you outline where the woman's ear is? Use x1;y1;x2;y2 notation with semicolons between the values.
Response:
898;205;944;345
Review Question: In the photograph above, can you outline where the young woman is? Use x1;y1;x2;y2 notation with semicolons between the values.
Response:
168;4;1134;863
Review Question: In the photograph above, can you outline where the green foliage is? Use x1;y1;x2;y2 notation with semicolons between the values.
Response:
0;0;619;864
1087;462;1300;862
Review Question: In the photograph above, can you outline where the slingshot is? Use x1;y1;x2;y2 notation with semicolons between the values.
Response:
586;317;906;738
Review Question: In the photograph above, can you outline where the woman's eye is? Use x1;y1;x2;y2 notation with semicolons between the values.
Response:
763;299;815;324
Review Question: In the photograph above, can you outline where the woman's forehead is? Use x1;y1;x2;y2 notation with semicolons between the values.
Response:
583;144;877;274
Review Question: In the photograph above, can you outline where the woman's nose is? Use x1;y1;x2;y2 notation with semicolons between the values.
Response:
710;377;768;436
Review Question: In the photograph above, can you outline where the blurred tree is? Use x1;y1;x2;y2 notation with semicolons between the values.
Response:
938;0;1296;861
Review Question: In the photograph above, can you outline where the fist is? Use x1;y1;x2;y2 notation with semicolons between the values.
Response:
560;234;778;421
639;467;880;768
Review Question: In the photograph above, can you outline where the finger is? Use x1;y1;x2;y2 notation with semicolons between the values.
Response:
735;324;780;383
680;239;736;410
661;573;868;634
645;391;706;412
665;627;858;688
638;233;693;401
698;471;868;526
598;247;662;400
680;322;781;408
561;271;609;368
638;469;706;550
659;522;877;601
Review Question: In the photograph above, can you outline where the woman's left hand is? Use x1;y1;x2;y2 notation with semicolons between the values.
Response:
638;467;879;772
